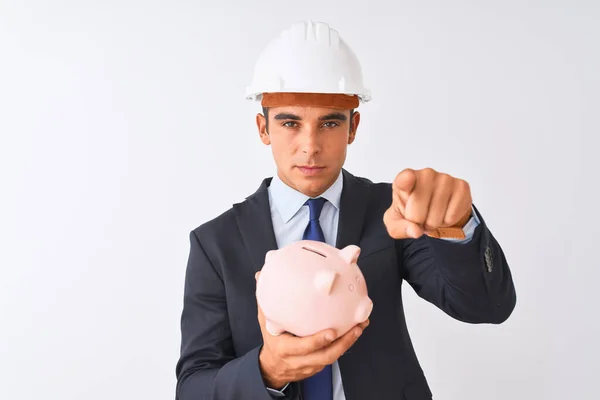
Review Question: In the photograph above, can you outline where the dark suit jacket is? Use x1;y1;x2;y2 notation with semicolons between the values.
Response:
175;169;516;400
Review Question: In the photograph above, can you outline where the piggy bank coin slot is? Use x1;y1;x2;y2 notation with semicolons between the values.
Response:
302;246;327;258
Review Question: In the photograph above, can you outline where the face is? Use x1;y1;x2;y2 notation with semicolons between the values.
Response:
256;106;361;197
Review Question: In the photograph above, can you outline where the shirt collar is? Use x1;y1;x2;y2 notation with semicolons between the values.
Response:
269;170;343;223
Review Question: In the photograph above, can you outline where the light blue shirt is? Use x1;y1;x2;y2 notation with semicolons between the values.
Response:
265;170;479;399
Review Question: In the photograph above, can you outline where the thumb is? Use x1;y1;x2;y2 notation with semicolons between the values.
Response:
383;206;424;239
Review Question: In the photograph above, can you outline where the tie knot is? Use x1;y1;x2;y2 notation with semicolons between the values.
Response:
306;197;327;221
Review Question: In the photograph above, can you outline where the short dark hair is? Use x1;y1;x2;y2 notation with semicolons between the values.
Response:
262;107;355;133
262;106;269;132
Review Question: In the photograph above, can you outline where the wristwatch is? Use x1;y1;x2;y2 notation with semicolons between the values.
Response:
426;208;473;240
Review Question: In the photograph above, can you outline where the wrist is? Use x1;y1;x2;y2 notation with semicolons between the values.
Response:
259;346;287;389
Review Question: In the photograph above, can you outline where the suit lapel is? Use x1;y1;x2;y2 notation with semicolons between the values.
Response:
335;169;370;249
234;177;279;273
335;170;373;400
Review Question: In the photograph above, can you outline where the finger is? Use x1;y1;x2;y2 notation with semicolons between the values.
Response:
358;319;370;330
302;324;365;366
277;327;337;357
444;179;472;226
403;169;436;225
383;207;423;239
392;169;417;205
256;301;267;332
424;174;453;231
391;187;406;216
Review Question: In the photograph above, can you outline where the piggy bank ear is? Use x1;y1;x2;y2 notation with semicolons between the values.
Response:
314;269;338;295
265;250;275;263
339;245;361;264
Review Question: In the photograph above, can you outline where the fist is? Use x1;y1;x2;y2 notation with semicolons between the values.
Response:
383;168;472;239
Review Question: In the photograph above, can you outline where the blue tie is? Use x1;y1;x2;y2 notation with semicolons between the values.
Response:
303;197;327;243
302;197;332;400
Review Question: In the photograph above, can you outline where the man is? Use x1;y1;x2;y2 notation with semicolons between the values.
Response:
175;21;516;400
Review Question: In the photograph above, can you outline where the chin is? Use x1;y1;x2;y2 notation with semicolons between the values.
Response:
296;178;330;197
280;167;334;196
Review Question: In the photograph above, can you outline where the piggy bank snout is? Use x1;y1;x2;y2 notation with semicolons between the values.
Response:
355;298;373;323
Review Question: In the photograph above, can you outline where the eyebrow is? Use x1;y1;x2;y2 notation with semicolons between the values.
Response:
272;112;348;121
319;113;347;121
273;113;301;120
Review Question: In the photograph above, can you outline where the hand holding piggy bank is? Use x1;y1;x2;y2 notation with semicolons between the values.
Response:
256;240;373;338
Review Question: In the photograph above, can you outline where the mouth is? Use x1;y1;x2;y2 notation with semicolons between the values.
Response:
296;165;326;176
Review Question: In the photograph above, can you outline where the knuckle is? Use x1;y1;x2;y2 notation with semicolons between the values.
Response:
344;330;358;345
423;222;435;231
443;214;456;226
304;366;319;377
421;167;436;179
437;173;452;185
425;212;442;226
403;212;414;223
272;367;284;380
323;350;338;365
456;179;470;192
425;218;440;229
274;342;287;358
446;208;466;225
406;208;423;224
284;359;297;373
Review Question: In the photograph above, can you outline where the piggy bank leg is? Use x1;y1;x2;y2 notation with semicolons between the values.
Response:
266;320;285;336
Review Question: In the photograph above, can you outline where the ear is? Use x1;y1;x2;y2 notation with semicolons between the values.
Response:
313;269;338;295
339;245;361;264
348;111;360;144
256;113;271;145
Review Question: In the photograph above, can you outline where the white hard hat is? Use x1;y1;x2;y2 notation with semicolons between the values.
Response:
245;20;371;103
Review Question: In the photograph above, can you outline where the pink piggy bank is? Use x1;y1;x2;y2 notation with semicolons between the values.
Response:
256;240;373;337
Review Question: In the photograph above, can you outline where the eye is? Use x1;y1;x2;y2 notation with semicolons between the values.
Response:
322;121;339;129
283;121;299;128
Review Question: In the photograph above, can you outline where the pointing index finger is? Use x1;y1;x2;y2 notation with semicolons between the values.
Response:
393;169;417;204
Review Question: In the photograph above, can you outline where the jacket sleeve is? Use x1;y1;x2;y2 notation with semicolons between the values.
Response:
397;204;517;324
176;230;297;400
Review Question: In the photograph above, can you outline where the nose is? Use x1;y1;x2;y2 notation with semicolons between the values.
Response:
299;129;320;156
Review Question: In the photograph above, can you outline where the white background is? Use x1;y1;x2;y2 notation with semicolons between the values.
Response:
1;1;598;399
